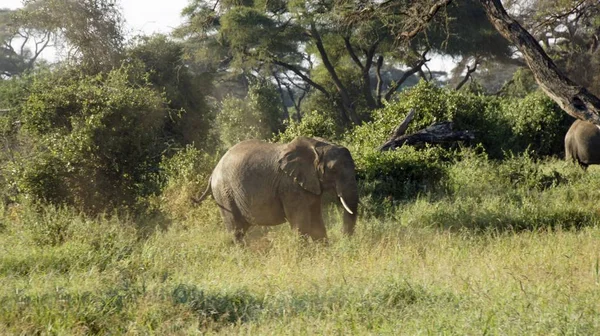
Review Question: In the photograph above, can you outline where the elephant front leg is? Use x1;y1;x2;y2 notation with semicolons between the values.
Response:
284;199;327;242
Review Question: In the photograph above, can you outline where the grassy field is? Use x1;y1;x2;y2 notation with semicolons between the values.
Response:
2;158;600;334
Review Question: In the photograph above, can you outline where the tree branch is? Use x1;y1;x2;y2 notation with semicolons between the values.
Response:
398;0;453;41
384;49;429;101
310;21;359;124
455;58;479;90
479;0;600;125
272;59;331;98
344;36;364;70
272;71;290;120
376;55;384;107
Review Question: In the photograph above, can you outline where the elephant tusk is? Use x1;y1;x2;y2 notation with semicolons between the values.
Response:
339;196;354;215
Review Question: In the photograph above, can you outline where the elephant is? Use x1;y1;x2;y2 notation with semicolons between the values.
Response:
194;136;359;242
565;119;600;169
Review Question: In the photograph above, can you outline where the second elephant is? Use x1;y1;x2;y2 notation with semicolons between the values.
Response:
565;119;600;169
196;136;359;242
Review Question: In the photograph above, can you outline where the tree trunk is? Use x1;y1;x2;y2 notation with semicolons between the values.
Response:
310;22;361;125
479;0;600;125
344;37;379;110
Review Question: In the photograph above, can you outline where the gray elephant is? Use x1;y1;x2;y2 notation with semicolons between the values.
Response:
195;136;358;242
565;119;600;169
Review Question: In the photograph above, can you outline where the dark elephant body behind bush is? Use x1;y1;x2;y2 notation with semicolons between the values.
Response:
196;137;358;242
565;120;600;168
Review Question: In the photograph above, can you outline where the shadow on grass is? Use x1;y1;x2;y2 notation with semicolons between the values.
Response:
171;284;262;329
171;281;458;331
409;201;600;233
0;284;144;335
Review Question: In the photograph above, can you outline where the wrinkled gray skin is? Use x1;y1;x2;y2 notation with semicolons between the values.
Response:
196;136;358;242
565;120;600;169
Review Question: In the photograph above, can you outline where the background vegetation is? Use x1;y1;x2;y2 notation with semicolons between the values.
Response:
1;0;600;333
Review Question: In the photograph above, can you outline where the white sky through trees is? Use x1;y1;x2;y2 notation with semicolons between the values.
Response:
3;0;455;71
3;0;189;62
3;0;189;36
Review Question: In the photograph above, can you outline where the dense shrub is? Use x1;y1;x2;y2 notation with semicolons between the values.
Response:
126;35;215;149
344;80;571;205
355;146;448;216
350;81;568;158
275;111;340;143
349;81;503;151
153;145;218;218
499;91;572;156
499;68;538;98
9;65;168;213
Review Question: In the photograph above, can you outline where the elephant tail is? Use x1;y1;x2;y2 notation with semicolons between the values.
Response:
192;175;212;205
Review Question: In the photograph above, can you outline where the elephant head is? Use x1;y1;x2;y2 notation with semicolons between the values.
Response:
278;137;358;235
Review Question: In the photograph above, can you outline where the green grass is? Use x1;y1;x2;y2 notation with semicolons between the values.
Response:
3;158;600;334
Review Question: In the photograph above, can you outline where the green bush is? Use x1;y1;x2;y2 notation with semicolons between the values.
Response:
11;65;168;213
354;146;448;217
500;91;572;156
499;68;538;98
275;111;339;143
126;35;215;149
344;81;572;206
444;149;576;199
153;145;218;218
351;81;501;151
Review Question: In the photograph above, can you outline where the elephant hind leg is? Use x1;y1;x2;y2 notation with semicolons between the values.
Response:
216;201;250;244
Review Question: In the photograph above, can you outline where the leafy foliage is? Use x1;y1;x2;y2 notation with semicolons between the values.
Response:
344;81;571;208
126;35;215;149
500;91;572;156
275;112;339;143
216;80;283;148
16;0;125;72
154;145;218;219
10;65;168;213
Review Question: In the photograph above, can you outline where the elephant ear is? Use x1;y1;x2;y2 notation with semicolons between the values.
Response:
278;138;322;195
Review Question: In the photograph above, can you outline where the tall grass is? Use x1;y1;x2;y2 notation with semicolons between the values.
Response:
2;156;600;334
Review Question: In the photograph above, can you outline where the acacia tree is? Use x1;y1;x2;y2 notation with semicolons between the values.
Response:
15;0;126;73
176;0;511;126
0;8;51;77
350;0;600;125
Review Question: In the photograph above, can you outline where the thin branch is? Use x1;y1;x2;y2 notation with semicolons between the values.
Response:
532;0;587;31
272;71;290;120
282;72;310;92
28;32;52;67
384;49;430;102
310;21;358;124
344;35;364;70
398;0;453;41
19;33;29;58
455;58;479;90
376;55;384;107
272;59;331;97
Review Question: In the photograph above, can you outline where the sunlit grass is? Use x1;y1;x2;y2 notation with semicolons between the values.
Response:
2;158;600;334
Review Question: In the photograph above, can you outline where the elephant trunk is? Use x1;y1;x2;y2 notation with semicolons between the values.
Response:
336;174;358;236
